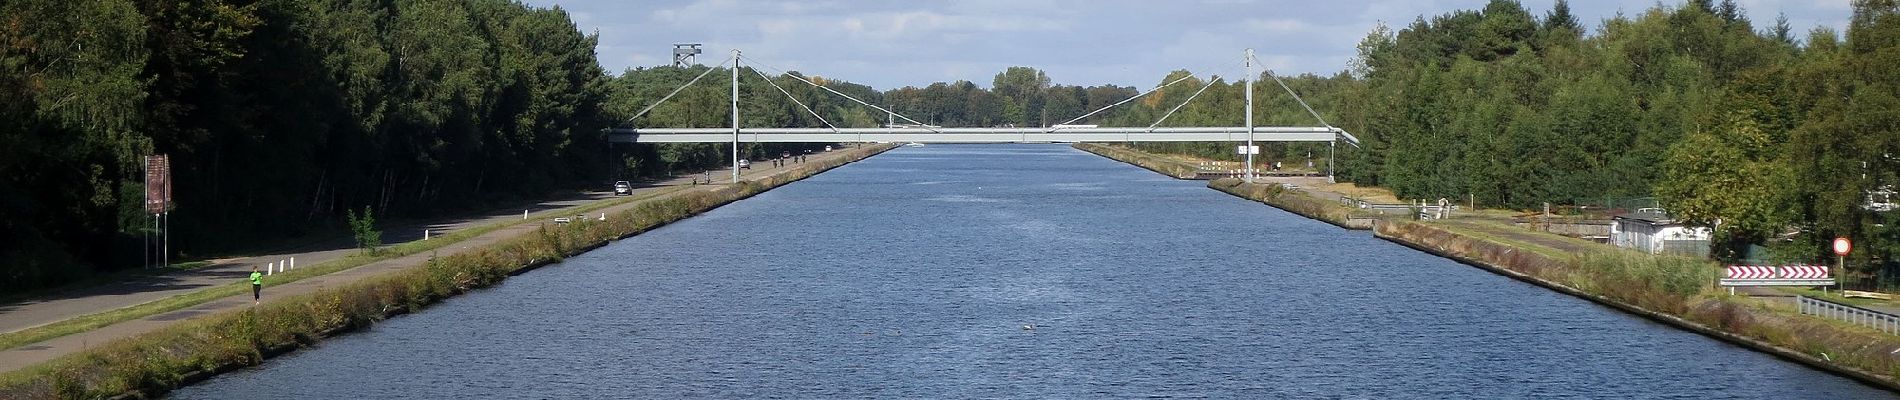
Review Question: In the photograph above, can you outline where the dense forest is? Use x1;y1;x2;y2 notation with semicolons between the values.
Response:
1116;0;1900;274
0;0;829;291
4;0;1898;290
1348;0;1900;273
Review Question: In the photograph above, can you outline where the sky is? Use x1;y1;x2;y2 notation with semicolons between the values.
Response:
520;0;1855;90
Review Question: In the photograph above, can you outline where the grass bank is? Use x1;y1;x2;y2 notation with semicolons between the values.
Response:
1071;143;1199;179
0;185;689;353
1088;144;1900;391
0;144;893;400
1206;178;1382;229
1376;219;1900;391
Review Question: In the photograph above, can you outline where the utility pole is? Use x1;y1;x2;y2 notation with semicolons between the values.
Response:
731;49;740;184
1244;48;1256;183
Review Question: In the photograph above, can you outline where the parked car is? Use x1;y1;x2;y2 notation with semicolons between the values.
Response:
613;181;632;196
739;159;751;169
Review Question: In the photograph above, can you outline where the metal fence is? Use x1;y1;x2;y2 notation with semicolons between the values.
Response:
1798;296;1900;335
1573;196;1660;213
1660;239;1711;258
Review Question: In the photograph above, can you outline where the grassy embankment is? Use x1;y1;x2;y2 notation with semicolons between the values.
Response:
1374;219;1900;390
0;144;892;400
1073;143;1385;229
0;186;690;353
1207;176;1900;390
1072;143;1198;179
1204;178;1384;229
1078;144;1900;390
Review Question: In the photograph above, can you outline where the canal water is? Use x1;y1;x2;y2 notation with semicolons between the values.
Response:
174;145;1891;398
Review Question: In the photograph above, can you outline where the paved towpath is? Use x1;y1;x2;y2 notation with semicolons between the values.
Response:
0;147;874;374
0;193;618;336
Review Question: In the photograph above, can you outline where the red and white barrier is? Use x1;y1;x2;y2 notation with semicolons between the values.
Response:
1724;264;1830;279
1782;265;1829;279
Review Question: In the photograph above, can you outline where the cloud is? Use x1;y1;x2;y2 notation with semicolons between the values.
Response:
1246;18;1313;33
528;0;1855;90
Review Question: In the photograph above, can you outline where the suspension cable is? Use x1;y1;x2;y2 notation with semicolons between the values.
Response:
1047;73;1198;131
1249;54;1358;147
624;55;734;125
744;57;939;132
1250;54;1330;128
1147;75;1224;132
749;62;839;133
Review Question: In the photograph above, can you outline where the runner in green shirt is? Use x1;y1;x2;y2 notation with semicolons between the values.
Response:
249;266;263;305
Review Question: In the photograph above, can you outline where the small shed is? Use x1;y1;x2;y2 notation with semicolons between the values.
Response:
1610;209;1711;257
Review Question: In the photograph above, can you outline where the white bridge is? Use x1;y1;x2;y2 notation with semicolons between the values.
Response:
616;48;1361;182
608;126;1347;144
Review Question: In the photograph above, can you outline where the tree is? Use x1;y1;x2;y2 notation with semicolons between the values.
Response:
347;207;381;254
992;66;1050;126
1656;69;1797;259
1539;0;1583;49
1771;13;1795;46
0;0;150;290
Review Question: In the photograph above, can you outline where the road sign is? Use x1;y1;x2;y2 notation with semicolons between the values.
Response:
144;155;171;214
1236;145;1259;155
1721;264;1835;287
1725;265;1830;279
1834;237;1853;256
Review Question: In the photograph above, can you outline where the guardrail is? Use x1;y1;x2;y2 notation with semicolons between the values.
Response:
1336;196;1458;219
1798;295;1900;335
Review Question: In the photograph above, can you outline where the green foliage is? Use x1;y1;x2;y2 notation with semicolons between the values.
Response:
346;207;380;254
0;0;150;291
1082;1;1897;278
1;0;625;292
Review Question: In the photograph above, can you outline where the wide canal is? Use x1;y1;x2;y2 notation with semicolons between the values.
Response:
174;144;1890;398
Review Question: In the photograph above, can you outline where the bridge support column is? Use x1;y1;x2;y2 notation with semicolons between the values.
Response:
731;49;741;184
1244;48;1255;183
1329;137;1337;184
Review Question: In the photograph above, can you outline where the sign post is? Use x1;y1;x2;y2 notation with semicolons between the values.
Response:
145;155;172;269
1834;237;1853;291
1235;145;1260;179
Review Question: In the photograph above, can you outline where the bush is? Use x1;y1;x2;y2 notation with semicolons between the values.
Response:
347;207;382;255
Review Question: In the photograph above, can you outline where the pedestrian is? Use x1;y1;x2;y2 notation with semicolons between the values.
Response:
249;266;263;305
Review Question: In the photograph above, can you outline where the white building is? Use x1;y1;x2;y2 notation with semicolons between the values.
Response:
1867;185;1895;212
1610;209;1711;257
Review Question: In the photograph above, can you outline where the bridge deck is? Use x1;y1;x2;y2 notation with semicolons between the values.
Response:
608;127;1347;144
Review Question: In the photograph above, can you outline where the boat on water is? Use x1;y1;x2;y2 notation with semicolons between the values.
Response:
905;142;925;147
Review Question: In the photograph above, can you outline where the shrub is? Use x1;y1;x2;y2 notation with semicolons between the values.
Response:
347;207;382;255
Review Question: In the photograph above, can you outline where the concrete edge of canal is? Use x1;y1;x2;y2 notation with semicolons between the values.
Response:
1074;143;1900;394
0;144;899;400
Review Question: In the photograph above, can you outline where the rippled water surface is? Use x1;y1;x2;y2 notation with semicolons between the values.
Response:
174;145;1892;399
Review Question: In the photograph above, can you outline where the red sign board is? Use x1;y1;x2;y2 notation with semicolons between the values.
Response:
1834;237;1853;257
144;155;171;214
